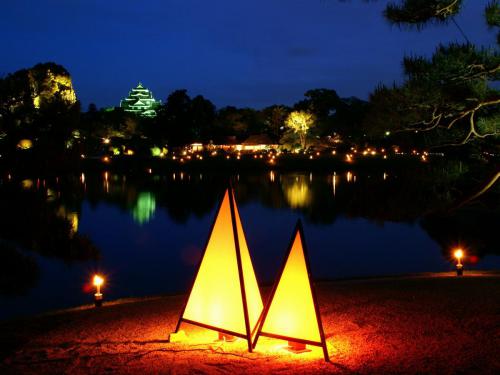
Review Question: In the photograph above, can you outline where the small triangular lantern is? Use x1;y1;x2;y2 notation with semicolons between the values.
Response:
253;220;329;361
173;186;263;352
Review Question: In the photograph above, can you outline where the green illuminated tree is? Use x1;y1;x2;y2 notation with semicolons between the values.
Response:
284;110;316;149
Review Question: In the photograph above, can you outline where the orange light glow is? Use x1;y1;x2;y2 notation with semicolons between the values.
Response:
93;274;104;295
254;223;328;361
93;274;104;287
179;189;263;343
454;249;464;262
260;231;320;342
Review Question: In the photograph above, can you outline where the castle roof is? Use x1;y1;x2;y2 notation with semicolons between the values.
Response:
120;82;161;117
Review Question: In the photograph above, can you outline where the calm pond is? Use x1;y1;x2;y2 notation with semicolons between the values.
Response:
1;168;499;320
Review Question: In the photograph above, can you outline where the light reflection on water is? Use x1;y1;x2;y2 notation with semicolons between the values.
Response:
132;192;156;225
0;169;498;320
283;175;312;208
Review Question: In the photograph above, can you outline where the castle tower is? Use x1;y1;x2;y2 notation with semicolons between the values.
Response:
120;82;161;117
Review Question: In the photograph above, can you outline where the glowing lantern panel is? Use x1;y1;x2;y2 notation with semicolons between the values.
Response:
254;222;329;361
261;230;320;343
181;189;263;338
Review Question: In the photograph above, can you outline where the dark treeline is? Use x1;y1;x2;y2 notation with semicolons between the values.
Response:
86;88;368;147
0;63;372;170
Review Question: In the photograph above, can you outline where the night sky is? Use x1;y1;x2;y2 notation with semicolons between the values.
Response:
1;0;496;109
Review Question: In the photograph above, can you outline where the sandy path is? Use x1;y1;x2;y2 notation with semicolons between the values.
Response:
1;272;499;374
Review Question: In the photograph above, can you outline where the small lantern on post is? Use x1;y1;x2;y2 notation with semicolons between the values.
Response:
453;249;464;277
93;274;104;307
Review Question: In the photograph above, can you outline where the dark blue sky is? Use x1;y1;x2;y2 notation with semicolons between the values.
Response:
1;0;496;109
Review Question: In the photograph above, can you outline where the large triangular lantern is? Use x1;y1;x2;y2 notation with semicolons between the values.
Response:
173;186;263;352
253;220;330;361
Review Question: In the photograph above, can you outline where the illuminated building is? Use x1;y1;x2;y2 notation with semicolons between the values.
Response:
120;83;161;117
241;134;279;152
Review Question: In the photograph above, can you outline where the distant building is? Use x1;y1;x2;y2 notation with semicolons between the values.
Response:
190;143;204;152
208;134;279;152
120;83;161;117
209;136;240;151
241;134;278;151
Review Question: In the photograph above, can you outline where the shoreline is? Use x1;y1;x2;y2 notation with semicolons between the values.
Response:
3;270;499;324
2;272;499;374
2;154;436;177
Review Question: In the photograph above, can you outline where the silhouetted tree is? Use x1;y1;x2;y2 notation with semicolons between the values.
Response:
190;95;216;141
261;105;290;139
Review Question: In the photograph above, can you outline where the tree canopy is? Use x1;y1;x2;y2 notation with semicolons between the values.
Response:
364;0;499;151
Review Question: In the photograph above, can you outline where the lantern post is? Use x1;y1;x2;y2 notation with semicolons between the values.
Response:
93;274;104;307
453;249;464;277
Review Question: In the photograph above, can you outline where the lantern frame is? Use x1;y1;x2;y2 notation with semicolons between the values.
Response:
174;184;257;352
252;220;330;362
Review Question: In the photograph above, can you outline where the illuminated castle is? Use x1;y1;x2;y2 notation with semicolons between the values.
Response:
120;83;161;117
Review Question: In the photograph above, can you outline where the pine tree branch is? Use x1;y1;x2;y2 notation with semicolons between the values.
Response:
455;171;500;209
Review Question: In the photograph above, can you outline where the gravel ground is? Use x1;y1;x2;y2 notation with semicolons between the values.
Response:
1;271;499;374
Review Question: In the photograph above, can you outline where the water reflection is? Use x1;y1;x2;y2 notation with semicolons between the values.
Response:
0;164;498;314
21;179;33;190
0;182;99;264
282;175;312;208
132;192;156;225
332;173;337;197
104;171;109;193
0;243;39;296
55;206;79;234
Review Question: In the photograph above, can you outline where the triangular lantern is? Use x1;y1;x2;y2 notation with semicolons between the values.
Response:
253;220;329;361
173;186;263;352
